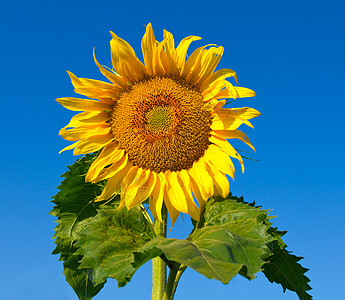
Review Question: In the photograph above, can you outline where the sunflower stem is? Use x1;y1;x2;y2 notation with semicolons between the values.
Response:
163;263;187;300
172;265;187;299
163;264;178;300
152;205;167;300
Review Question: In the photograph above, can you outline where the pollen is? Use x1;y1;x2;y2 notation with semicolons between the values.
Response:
110;76;212;173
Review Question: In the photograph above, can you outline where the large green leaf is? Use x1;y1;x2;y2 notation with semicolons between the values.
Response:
51;153;106;242
208;196;312;299
198;195;268;230
63;251;105;300
76;206;155;287
195;196;272;279
134;233;243;284
134;195;272;284
51;153;109;299
263;225;312;300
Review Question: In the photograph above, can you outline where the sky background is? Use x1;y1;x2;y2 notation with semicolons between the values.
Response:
0;0;344;299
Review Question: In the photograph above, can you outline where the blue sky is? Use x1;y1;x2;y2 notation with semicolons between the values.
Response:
1;0;344;299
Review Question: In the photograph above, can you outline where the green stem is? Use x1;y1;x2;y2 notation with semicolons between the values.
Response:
173;266;187;298
163;264;178;300
163;264;187;300
152;206;167;300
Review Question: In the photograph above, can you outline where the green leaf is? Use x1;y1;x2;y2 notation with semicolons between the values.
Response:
134;195;272;284
198;195;267;230
135;234;243;284
51;153;107;242
76;206;155;287
51;153;111;299
197;196;272;279
263;226;312;300
63;252;105;300
205;196;312;299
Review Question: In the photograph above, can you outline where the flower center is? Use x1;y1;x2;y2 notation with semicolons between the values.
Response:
110;76;212;173
145;106;173;133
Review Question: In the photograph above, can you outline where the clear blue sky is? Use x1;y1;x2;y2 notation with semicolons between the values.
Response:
1;0;344;299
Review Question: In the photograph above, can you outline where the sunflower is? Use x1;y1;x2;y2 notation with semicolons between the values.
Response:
57;23;260;225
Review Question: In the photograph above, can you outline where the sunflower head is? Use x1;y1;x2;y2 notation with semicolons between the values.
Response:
57;23;260;226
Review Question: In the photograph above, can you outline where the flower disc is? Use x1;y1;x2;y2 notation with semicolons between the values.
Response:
110;76;212;173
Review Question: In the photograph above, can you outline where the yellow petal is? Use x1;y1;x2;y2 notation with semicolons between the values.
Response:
203;81;236;102
211;112;253;131
67;71;119;104
163;187;180;229
209;135;244;172
204;99;226;112
175;35;202;72
196;156;214;197
160;42;170;74
56;97;111;112
219;107;261;120
149;173;165;222
234;86;256;98
66;70;83;88
213;99;227;110
212;130;256;152
96;160;133;202
110;31;141;59
189;157;214;199
205;161;230;199
110;31;146;82
141;23;156;76
67;70;121;92
204;82;255;101
203;144;235;178
93;49;128;88
164;171;189;214
177;170;200;221
92;153;128;182
199;68;238;93
183;45;207;81
164;169;200;221
203;99;223;111
59;140;80;154
214;107;260;130
86;145;124;182
125;170;156;209
192;46;224;87
162;30;178;76
120;165;140;199
163;30;175;51
153;40;166;77
59;125;110;142
61;111;110;130
73;134;113;155
188;173;207;212
74;86;117;103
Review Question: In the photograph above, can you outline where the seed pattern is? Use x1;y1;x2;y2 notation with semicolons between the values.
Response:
145;106;174;133
110;76;212;173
